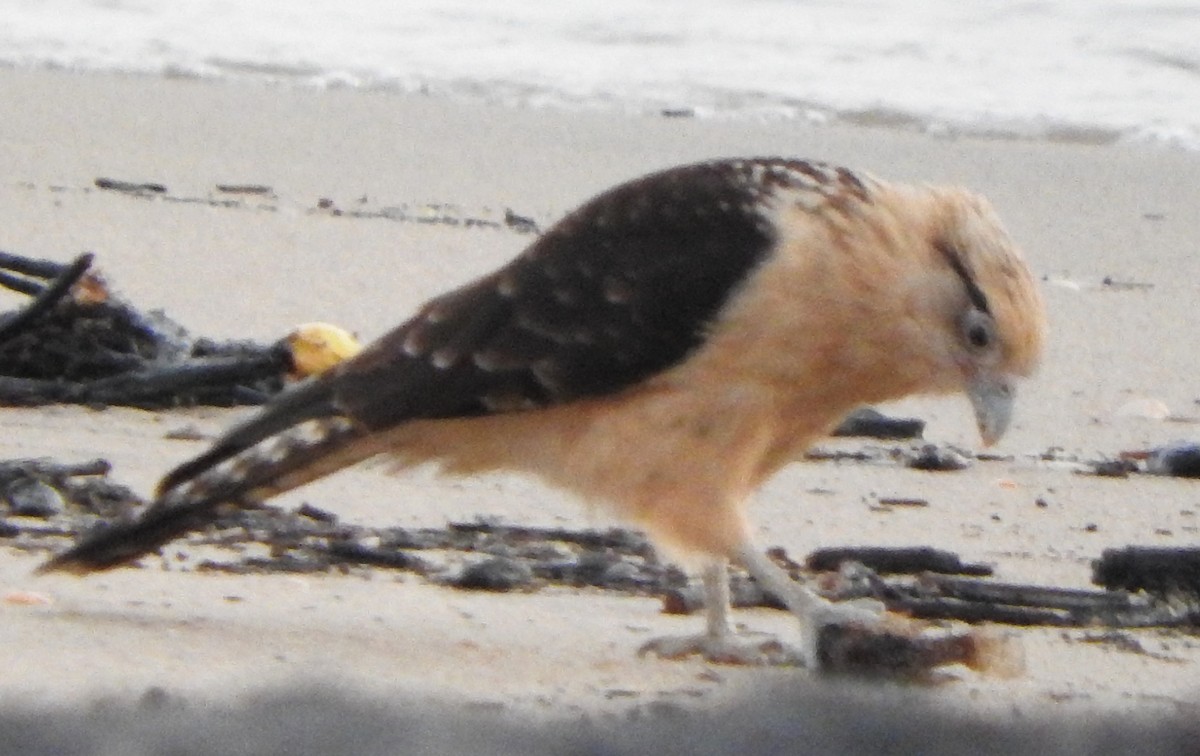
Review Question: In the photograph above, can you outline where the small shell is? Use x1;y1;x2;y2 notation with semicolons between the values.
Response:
4;590;52;606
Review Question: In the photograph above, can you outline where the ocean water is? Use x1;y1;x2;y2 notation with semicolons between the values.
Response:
2;0;1199;150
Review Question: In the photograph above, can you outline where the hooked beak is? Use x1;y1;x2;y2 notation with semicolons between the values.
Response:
968;371;1015;447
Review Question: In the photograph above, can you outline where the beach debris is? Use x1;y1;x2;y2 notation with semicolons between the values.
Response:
830;407;925;440
1092;546;1200;601
905;443;971;471
806;546;992;576
816;620;1023;679
503;208;539;234
0;250;318;408
654;543;1196;630
1080;441;1200;479
454;556;536;591
284;322;362;379
9;454;1196;649
2;589;53;606
0;457;145;556
1043;275;1154;292
215;184;274;196
1142;441;1200;478
321;540;431;572
1100;275;1154;291
805;441;975;474
4;478;66;518
6;446;1193;639
1084;458;1138;478
0;252;97;343
32;176;549;238
163;424;209;442
312;198;540;233
94;177;167;195
889;574;1172;627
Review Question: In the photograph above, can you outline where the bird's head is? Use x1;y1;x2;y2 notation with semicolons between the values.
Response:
907;189;1046;446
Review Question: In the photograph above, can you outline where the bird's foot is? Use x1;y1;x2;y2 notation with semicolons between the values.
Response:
638;631;804;666
796;597;889;668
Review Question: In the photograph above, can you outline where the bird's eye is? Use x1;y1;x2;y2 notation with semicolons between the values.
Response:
968;323;990;348
962;310;994;351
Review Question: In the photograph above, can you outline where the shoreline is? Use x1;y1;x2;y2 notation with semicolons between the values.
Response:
1;67;1200;743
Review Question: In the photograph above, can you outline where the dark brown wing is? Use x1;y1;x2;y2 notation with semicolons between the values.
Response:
161;158;827;492
331;158;788;428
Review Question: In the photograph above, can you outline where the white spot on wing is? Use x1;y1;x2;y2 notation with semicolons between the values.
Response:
473;349;511;372
401;330;425;357
424;304;448;324
496;273;518;298
430;347;458;370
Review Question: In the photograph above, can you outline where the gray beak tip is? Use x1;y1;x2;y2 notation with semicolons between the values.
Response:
970;374;1015;447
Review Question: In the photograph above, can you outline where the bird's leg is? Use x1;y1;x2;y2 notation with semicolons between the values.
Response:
639;559;801;665
734;543;885;668
702;558;735;640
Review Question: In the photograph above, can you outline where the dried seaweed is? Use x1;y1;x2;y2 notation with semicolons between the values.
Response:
0;251;288;407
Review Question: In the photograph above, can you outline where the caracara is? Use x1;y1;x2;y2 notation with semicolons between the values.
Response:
42;158;1046;666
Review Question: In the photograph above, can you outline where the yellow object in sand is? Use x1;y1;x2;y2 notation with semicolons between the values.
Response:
285;322;361;378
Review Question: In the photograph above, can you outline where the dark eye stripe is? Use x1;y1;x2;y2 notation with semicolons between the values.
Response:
936;241;991;315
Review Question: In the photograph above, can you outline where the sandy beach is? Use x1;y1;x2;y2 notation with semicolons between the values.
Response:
2;67;1200;750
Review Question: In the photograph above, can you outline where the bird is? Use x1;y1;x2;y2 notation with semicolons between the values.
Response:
40;157;1046;667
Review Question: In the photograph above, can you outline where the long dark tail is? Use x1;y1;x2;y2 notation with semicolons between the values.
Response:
39;414;376;574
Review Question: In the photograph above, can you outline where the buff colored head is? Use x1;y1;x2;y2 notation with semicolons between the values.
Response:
923;189;1047;445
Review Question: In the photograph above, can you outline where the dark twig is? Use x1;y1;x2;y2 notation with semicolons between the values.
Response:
74;350;289;406
925;574;1135;612
0;253;93;345
807;546;993;576
94;177;167;194
0;350;287;407
0;270;46;296
832;408;925;440
0;251;68;279
1093;546;1200;599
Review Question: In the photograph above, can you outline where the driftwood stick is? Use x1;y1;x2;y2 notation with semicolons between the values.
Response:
0;270;45;296
885;596;1079;626
925;574;1136;612
0;251;69;280
0;351;286;407
831;407;925;440
1093;546;1200;597
0;457;111;479
76;350;288;405
807;546;993;576
0;253;94;345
